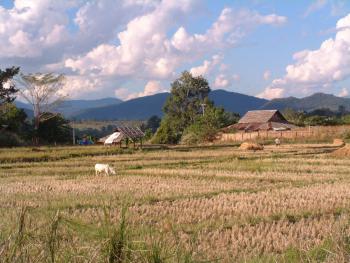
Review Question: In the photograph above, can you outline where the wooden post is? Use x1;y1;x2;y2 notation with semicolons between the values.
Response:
140;138;143;149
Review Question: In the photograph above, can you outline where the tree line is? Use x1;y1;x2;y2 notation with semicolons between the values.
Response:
282;107;350;126
3;67;348;147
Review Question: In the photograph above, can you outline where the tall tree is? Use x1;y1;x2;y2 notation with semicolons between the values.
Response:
153;71;211;144
163;71;210;125
0;67;20;105
17;73;67;132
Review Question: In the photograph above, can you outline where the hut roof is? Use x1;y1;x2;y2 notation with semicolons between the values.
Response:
223;110;297;132
115;126;144;140
98;126;145;144
238;110;288;124
104;132;124;144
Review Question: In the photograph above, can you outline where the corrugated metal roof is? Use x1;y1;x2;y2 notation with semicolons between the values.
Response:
238;110;287;124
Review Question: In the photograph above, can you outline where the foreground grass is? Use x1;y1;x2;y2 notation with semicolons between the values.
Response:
1;143;350;262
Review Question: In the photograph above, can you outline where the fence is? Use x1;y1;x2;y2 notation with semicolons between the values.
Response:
220;125;350;142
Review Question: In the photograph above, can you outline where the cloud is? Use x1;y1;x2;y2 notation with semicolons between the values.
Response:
62;75;104;98
0;0;156;67
190;55;222;77
65;0;200;80
304;0;328;17
263;70;271;81
0;0;287;98
259;13;350;99
214;74;231;88
171;8;286;53
115;80;167;100
65;6;287;84
0;0;73;58
233;74;240;82
257;87;285;99
338;87;349;97
213;73;240;89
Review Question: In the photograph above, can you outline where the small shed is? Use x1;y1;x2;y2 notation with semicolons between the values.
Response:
100;126;144;147
104;132;124;145
226;110;296;132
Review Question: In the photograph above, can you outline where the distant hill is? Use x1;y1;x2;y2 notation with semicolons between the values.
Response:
73;90;268;120
15;91;350;121
261;93;350;112
15;97;122;118
15;101;32;110
55;98;122;117
209;90;268;115
74;93;170;120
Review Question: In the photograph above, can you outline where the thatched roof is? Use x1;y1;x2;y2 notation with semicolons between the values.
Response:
104;132;124;144
115;126;144;140
238;110;288;124
223;110;296;132
98;126;145;144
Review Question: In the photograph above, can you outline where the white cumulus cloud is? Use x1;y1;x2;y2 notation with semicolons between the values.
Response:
339;87;349;97
263;70;271;81
259;13;350;99
115;81;167;100
0;0;287;98
190;55;222;77
64;5;287;96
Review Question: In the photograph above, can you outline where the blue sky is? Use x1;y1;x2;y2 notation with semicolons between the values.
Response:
1;0;350;100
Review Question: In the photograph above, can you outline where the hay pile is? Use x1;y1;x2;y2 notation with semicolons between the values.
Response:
333;138;345;147
239;142;264;151
331;144;350;157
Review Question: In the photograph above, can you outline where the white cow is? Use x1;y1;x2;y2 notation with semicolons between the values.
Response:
95;164;116;176
275;138;281;146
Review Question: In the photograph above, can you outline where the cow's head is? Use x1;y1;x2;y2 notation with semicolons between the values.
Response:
109;167;116;175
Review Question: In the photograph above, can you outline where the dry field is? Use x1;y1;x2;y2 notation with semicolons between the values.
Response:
1;143;350;262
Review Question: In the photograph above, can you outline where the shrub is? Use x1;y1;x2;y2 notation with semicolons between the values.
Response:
180;106;231;145
0;131;23;147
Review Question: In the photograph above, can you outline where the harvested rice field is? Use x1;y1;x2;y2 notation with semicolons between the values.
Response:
1;143;350;262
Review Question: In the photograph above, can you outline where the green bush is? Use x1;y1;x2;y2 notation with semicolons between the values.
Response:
0;131;23;147
151;116;182;144
181;106;232;145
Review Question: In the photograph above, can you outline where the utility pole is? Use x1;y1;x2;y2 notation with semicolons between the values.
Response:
72;122;75;145
200;103;206;116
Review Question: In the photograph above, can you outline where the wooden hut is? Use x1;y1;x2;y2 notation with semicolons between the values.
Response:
100;126;144;148
225;110;296;132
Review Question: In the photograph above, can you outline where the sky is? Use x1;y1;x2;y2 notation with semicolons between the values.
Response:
1;0;350;101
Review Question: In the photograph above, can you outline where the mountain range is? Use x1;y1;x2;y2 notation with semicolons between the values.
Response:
261;93;350;112
14;91;350;121
15;97;122;119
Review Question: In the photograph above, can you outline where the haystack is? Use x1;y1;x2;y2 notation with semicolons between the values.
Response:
331;144;350;157
239;142;264;151
333;138;345;147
